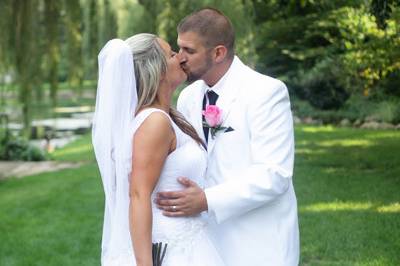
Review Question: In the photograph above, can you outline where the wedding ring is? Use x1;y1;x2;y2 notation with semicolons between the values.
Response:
172;205;177;211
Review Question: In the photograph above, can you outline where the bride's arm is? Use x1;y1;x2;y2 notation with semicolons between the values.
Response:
129;113;174;266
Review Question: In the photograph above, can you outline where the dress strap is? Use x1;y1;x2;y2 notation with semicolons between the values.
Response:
135;107;169;122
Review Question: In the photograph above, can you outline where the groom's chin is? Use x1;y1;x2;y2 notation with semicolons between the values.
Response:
185;74;199;84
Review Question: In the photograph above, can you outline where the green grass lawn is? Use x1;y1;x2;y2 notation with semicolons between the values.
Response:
295;126;400;265
0;126;399;265
0;135;102;265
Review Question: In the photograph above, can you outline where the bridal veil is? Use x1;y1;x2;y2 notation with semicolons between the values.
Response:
92;39;137;264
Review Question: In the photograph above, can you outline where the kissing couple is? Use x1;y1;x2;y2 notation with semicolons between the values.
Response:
92;7;299;266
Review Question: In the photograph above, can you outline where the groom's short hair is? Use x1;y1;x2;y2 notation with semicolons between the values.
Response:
178;8;235;59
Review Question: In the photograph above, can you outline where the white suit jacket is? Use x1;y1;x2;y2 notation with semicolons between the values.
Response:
177;56;299;266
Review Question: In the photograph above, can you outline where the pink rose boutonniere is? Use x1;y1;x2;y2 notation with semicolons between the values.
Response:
202;105;227;138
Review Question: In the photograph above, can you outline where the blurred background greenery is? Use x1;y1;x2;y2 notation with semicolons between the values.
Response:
0;2;399;265
0;0;399;145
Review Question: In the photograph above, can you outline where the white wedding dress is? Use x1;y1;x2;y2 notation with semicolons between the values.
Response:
101;108;225;266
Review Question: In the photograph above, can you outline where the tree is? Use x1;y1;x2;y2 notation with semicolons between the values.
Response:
83;0;99;80
0;0;13;76
100;0;118;45
64;0;84;95
137;0;161;34
137;0;257;63
44;0;61;107
370;0;400;29
249;0;400;108
0;0;13;110
12;0;40;136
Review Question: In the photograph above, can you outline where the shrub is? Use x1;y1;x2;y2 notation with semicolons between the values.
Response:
0;137;47;161
372;100;400;124
290;97;316;118
340;95;377;121
292;94;400;125
295;58;350;110
381;70;400;97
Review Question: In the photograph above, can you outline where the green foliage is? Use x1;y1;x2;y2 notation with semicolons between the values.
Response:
64;0;84;93
0;0;117;134
373;99;400;123
117;2;154;38
82;0;100;80
99;0;118;45
338;7;400;96
254;1;400;110
1;0;400;134
0;137;47;161
44;0;62;107
11;0;38;136
345;96;400;124
292;94;400;124
135;0;257;62
370;0;400;29
156;0;193;48
0;0;13;72
294;58;349;110
339;94;379;121
292;98;355;124
380;69;400;97
0;111;46;161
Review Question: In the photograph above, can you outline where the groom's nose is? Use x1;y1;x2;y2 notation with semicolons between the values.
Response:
178;49;187;63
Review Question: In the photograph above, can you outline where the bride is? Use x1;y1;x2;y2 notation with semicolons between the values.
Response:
92;34;225;266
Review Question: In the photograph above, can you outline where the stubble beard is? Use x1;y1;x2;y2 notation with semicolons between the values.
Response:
184;55;213;84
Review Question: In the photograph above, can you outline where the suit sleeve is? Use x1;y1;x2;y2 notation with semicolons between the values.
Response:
204;80;295;223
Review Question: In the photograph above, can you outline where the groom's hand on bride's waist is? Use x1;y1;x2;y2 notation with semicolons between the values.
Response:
155;177;208;217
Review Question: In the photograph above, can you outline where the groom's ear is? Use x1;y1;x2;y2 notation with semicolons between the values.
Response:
213;45;228;63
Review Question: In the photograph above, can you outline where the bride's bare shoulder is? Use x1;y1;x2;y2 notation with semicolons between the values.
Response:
134;111;174;149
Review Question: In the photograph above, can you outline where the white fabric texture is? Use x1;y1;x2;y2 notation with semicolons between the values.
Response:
92;39;137;265
177;56;299;266
93;40;225;265
100;108;225;266
143;109;225;266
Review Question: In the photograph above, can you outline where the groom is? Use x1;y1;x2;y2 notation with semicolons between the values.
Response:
156;8;299;266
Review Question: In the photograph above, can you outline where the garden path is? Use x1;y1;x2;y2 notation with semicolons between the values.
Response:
0;161;82;180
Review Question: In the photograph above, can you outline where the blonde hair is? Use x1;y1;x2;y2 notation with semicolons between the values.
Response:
125;33;205;148
125;33;167;112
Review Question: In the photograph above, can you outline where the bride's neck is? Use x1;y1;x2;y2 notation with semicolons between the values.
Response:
152;85;173;112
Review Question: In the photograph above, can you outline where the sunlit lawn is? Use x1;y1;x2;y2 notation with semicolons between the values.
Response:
295;126;400;265
0;136;102;265
0;126;399;265
51;134;95;162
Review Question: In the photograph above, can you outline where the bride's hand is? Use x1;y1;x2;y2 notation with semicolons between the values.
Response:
155;177;208;217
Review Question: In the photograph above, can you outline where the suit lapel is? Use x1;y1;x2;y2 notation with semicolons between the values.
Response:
207;58;242;154
190;82;207;143
207;87;239;154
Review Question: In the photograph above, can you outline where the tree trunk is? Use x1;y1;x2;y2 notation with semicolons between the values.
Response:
65;0;84;97
14;0;35;137
44;0;61;108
